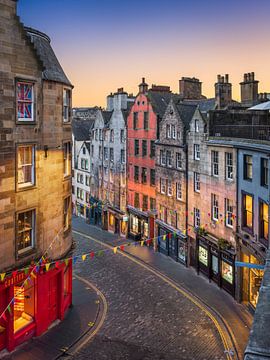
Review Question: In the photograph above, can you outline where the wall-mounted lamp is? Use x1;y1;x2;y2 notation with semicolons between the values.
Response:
44;145;48;158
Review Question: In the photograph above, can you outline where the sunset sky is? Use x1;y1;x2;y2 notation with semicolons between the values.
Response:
18;0;270;108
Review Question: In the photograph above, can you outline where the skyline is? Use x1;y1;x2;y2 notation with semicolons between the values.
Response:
18;0;270;107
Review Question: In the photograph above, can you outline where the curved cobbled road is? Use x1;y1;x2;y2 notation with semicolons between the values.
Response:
71;230;229;360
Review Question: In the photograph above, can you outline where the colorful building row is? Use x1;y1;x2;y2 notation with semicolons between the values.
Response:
72;74;270;311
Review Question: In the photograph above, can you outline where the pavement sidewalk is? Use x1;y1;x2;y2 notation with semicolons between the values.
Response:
72;216;253;359
5;277;100;360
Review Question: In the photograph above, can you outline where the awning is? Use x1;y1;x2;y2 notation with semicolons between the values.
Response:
127;205;149;219
155;219;186;239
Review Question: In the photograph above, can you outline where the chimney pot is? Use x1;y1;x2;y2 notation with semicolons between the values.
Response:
225;74;229;83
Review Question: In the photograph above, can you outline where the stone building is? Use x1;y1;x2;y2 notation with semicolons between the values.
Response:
155;98;197;265
71;108;97;218
0;0;73;352
127;78;172;240
101;89;134;237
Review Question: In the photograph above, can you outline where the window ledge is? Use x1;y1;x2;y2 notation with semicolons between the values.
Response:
17;184;36;192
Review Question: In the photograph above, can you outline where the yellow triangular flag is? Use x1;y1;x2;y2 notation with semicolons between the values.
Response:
82;254;87;261
113;247;117;254
31;272;37;279
0;273;5;282
45;263;50;271
163;235;166;241
140;241;144;246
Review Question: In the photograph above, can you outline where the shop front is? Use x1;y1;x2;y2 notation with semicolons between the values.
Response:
0;261;72;353
196;235;235;297
156;220;187;266
89;197;102;226
127;206;150;241
76;201;86;218
106;206;128;237
238;238;265;310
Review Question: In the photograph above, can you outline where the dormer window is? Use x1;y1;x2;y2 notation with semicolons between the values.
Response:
195;119;199;132
17;81;34;122
166;124;171;138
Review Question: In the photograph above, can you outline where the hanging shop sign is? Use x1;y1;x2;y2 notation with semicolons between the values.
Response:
199;245;208;266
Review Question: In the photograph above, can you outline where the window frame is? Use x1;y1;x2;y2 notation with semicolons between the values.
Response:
225;152;233;180
176;152;182;169
242;191;254;233
160;178;166;194
143;112;149;130
17;144;36;190
194;208;200;227
16;80;35;123
142;140;147;157
63;141;72;177
63;88;71;123
134;139;139;156
261;158;268;188
243;154;253;181
212;194;219;221
259;199;268;246
211;150;219;177
16;208;36;256
63;196;71;232
194;172;200;193
194;144;200;160
225;198;233;228
176;181;182;200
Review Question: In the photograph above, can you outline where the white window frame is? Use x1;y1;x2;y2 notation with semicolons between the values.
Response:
167;180;172;196
194;144;200;160
63;88;71;122
17;81;34;122
171;125;176;139
166;124;171;139
225;152;233;180
212;194;219;221
176;182;182;200
167;151;172;167
176;152;182;169
225;199;233;228
17;209;35;254
194;172;200;192
195;119;199;133
17;145;35;188
160;178;166;194
212;151;219;177
194;208;200;227
160;150;166;166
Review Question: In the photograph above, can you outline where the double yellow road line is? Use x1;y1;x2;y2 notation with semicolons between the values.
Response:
73;230;237;360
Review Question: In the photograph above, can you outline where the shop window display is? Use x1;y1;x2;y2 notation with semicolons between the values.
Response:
199;246;208;266
14;283;34;333
109;214;114;227
143;222;149;238
130;215;138;234
221;261;233;284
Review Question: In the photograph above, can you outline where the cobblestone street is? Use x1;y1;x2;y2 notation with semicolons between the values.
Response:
71;218;240;360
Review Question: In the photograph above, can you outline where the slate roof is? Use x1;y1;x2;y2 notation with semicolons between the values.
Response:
181;98;217;113
24;27;72;87
147;90;173;118
102;111;113;126
84;142;91;153
175;102;197;128
122;101;134;123
72;118;94;141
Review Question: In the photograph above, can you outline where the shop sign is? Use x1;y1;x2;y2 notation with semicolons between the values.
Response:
178;244;186;262
4;272;27;288
199;246;208;266
123;216;129;222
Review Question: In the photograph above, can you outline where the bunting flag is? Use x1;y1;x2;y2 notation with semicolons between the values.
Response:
31;272;37;279
45;263;50;271
163;235;166;241
82;254;87;261
0;273;5;282
113;247;117;254
140;241;144;247
90;252;94;259
73;256;78;265
65;259;69;266
120;245;125;251
7;305;12;315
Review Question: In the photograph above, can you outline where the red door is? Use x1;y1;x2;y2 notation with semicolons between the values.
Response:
48;275;59;324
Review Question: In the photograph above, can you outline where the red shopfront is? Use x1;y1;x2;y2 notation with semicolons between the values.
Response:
0;261;72;352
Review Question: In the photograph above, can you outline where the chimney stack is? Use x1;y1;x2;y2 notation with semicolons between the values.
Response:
240;72;259;106
215;74;232;109
139;77;148;94
179;76;202;100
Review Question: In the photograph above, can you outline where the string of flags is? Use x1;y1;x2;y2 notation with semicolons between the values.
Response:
0;232;183;321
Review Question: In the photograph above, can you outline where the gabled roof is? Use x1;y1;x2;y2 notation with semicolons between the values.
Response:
72;118;94;141
121;101;134;123
24;27;72;87
102;111;113;126
175;102;197;128
181;98;217;113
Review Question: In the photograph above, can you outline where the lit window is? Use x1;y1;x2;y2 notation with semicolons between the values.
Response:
17;81;34;122
17;210;35;254
259;201;268;243
243;193;253;230
63;89;71;122
14;283;34;333
17;145;35;188
64;196;71;231
64;142;71;177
